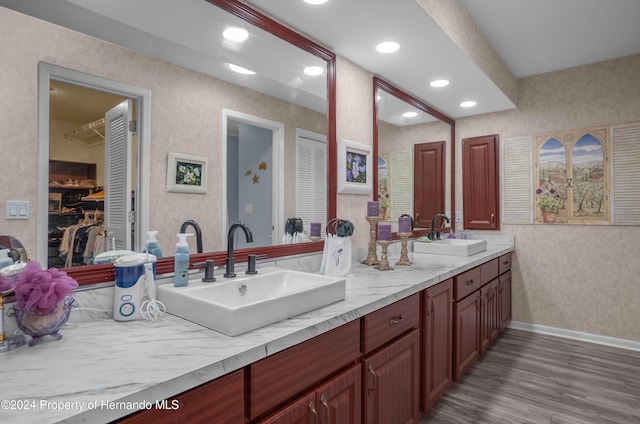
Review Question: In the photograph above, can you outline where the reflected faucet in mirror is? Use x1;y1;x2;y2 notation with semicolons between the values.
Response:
428;214;450;241
225;222;254;278
179;220;203;254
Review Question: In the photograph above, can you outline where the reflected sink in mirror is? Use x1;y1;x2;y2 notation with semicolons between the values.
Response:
157;267;346;336
414;239;487;257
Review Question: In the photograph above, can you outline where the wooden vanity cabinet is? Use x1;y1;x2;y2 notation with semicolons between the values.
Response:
499;269;512;332
117;369;244;424
422;279;453;412
363;329;420;424
249;319;361;420
362;293;421;424
259;364;361;424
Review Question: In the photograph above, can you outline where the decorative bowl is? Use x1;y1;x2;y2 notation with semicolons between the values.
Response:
13;296;77;346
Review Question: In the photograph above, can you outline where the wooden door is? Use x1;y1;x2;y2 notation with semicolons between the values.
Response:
499;270;512;332
454;291;481;381
414;141;444;228
363;329;420;424
462;134;499;230
423;279;453;412
316;364;361;424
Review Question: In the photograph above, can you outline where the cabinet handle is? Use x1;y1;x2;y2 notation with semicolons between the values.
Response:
309;401;319;424
476;295;482;310
491;213;495;225
465;279;474;286
388;314;405;326
320;394;329;424
416;212;420;222
426;295;433;316
502;260;509;265
368;364;377;395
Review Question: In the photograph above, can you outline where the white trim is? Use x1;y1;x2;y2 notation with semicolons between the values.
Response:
222;109;285;246
37;62;151;264
508;321;640;352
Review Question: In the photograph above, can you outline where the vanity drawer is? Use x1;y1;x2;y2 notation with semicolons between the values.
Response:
499;252;512;274
454;266;482;301
249;319;361;419
362;293;419;354
480;258;499;285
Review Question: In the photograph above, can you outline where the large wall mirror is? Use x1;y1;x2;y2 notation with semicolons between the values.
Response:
2;0;336;285
373;78;455;232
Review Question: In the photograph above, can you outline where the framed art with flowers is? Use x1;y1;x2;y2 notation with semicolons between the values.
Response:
166;152;207;194
337;138;372;195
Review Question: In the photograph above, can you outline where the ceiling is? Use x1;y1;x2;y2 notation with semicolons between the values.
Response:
2;0;639;122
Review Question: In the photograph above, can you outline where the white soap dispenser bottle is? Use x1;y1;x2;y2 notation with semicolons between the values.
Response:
174;233;192;287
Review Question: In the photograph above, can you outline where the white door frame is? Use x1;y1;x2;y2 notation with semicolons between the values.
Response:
221;109;284;246
37;62;151;265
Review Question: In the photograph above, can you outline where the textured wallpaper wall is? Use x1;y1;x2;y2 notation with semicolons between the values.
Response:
458;54;640;341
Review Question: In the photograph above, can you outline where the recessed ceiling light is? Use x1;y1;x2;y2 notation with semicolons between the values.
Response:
376;41;400;54
303;0;329;4
303;66;324;76
430;79;450;88
460;101;477;108
402;111;418;118
229;64;255;75
223;27;249;42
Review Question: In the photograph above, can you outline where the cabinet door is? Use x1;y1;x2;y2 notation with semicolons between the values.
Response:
423;279;453;412
462;134;499;230
499;270;512;332
259;392;317;424
480;279;500;355
363;329;420;424
317;364;361;424
454;291;481;381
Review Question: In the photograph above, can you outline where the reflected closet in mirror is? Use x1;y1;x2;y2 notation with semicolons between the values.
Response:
373;77;455;233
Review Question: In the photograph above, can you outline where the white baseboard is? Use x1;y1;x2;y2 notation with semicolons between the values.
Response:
508;321;640;352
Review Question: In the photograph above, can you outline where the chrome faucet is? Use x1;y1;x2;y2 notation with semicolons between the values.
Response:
179;220;203;253
224;221;253;278
428;214;450;240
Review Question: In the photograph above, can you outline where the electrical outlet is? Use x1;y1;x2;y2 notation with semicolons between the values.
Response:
455;210;463;223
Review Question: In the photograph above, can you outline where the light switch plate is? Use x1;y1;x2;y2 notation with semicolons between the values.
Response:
5;200;30;220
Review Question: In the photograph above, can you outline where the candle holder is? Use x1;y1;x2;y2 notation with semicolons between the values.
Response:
362;216;380;266
395;232;412;266
375;240;394;271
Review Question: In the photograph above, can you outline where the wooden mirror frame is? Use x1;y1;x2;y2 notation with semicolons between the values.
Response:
68;0;336;285
372;77;455;237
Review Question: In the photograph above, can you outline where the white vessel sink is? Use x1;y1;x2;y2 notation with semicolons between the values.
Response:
157;267;346;336
414;238;487;257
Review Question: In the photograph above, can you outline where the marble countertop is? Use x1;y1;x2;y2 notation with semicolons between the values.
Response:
1;236;514;424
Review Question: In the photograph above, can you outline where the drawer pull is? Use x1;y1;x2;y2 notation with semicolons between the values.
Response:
388;314;405;326
465;279;474;286
368;364;377;395
309;401;319;424
320;395;329;424
502;261;509;265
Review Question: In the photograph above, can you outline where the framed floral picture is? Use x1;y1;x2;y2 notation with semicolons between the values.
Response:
166;152;207;194
337;138;372;195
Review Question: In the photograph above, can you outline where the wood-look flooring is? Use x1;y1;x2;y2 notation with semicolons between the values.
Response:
421;329;640;424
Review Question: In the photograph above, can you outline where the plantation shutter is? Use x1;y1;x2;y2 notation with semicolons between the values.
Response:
296;131;327;234
611;122;640;224
390;149;413;220
501;136;533;224
105;100;132;250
